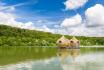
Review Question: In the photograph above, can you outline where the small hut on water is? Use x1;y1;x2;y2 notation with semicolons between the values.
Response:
56;36;80;49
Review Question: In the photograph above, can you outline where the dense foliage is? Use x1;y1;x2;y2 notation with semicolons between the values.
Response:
0;25;104;46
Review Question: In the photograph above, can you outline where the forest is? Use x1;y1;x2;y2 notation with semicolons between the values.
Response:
0;25;104;46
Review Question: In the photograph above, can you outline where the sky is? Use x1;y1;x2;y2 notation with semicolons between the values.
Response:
0;0;104;37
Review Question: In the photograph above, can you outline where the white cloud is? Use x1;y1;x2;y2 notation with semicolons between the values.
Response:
0;2;54;32
0;2;30;12
6;6;15;12
61;14;82;27
85;4;104;27
69;25;99;37
21;22;35;30
37;25;53;33
71;26;104;37
1;6;15;12
64;0;88;10
59;4;104;37
1;2;104;37
58;23;104;37
0;5;15;12
0;12;16;26
0;9;53;33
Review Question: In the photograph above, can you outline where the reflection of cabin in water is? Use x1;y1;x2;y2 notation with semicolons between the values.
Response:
57;49;80;62
56;36;80;49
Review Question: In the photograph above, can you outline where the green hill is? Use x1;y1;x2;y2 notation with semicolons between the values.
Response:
0;25;104;46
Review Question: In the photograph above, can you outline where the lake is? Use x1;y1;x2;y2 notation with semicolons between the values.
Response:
0;47;104;70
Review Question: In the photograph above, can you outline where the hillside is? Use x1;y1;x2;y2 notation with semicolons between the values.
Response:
0;25;104;46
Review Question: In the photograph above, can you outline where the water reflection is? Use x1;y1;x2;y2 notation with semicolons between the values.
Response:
57;49;80;63
0;48;104;70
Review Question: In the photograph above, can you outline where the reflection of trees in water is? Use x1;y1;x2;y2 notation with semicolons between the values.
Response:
57;49;80;63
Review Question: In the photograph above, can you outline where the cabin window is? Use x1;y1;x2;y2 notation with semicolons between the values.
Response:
77;41;79;43
59;41;62;43
70;40;73;43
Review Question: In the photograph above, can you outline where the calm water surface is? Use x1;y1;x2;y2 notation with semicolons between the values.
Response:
0;47;104;70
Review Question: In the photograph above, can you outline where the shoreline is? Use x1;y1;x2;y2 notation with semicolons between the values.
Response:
81;46;104;47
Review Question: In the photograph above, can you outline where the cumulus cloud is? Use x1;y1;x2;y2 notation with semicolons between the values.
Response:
64;0;88;10
0;4;53;33
37;25;54;33
69;25;103;37
1;2;104;37
0;1;55;33
0;11;54;33
0;12;35;29
85;4;104;27
61;14;82;27
59;4;104;37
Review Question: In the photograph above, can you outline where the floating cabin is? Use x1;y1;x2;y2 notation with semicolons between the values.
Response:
56;36;80;49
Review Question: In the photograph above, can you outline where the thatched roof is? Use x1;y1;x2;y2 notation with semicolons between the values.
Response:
56;35;69;43
70;36;79;41
58;36;66;40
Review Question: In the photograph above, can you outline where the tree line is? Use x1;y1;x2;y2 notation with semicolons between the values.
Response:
0;25;104;46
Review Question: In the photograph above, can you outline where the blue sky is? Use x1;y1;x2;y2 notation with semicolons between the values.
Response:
0;0;104;36
2;0;103;19
0;0;103;21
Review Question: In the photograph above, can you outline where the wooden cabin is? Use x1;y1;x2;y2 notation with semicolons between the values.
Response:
56;36;70;48
56;36;80;49
69;37;80;49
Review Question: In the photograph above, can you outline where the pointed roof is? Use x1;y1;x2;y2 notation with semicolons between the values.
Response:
71;36;78;41
58;35;66;40
60;35;66;39
57;35;68;42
